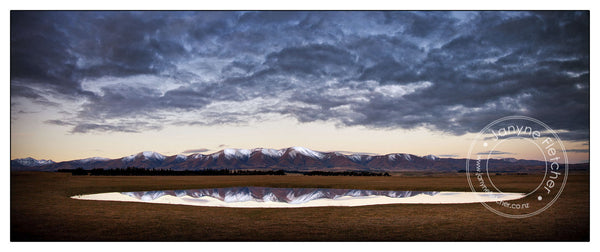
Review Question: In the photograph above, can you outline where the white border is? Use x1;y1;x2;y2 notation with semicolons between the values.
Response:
3;1;596;251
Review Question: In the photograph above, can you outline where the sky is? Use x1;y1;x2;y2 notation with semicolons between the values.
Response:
10;11;590;163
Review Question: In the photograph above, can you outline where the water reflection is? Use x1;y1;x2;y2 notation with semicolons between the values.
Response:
122;187;440;204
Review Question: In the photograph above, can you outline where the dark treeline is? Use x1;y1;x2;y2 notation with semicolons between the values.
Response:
57;167;286;176
303;171;391;176
56;167;391;176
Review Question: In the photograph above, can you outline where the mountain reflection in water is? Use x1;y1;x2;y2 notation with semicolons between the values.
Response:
122;187;440;204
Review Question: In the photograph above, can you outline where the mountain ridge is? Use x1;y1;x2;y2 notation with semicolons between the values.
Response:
11;146;551;172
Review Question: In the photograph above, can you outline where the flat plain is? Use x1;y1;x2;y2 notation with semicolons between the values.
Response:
10;172;589;241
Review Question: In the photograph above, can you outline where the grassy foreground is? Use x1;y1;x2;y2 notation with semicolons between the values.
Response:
11;172;589;241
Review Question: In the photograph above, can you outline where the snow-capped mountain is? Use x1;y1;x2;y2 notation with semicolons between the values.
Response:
257;148;285;158
287;146;324;159
10;157;56;171
11;146;546;172
11;157;55;167
175;154;187;161
223;148;252;160
123;151;166;163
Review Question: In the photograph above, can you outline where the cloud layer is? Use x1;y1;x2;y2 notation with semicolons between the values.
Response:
11;11;589;140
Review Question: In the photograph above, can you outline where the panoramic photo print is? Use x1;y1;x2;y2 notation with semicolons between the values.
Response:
10;10;589;241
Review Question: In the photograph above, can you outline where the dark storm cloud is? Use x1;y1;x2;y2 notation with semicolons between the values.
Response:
10;85;60;107
11;11;589;141
11;13;77;89
70;122;162;134
76;85;211;120
264;44;361;78
73;12;187;78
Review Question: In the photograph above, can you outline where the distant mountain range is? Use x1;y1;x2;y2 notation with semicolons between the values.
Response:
11;157;55;167
11;146;559;173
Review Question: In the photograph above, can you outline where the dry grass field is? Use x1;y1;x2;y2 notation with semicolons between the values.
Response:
10;172;589;241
